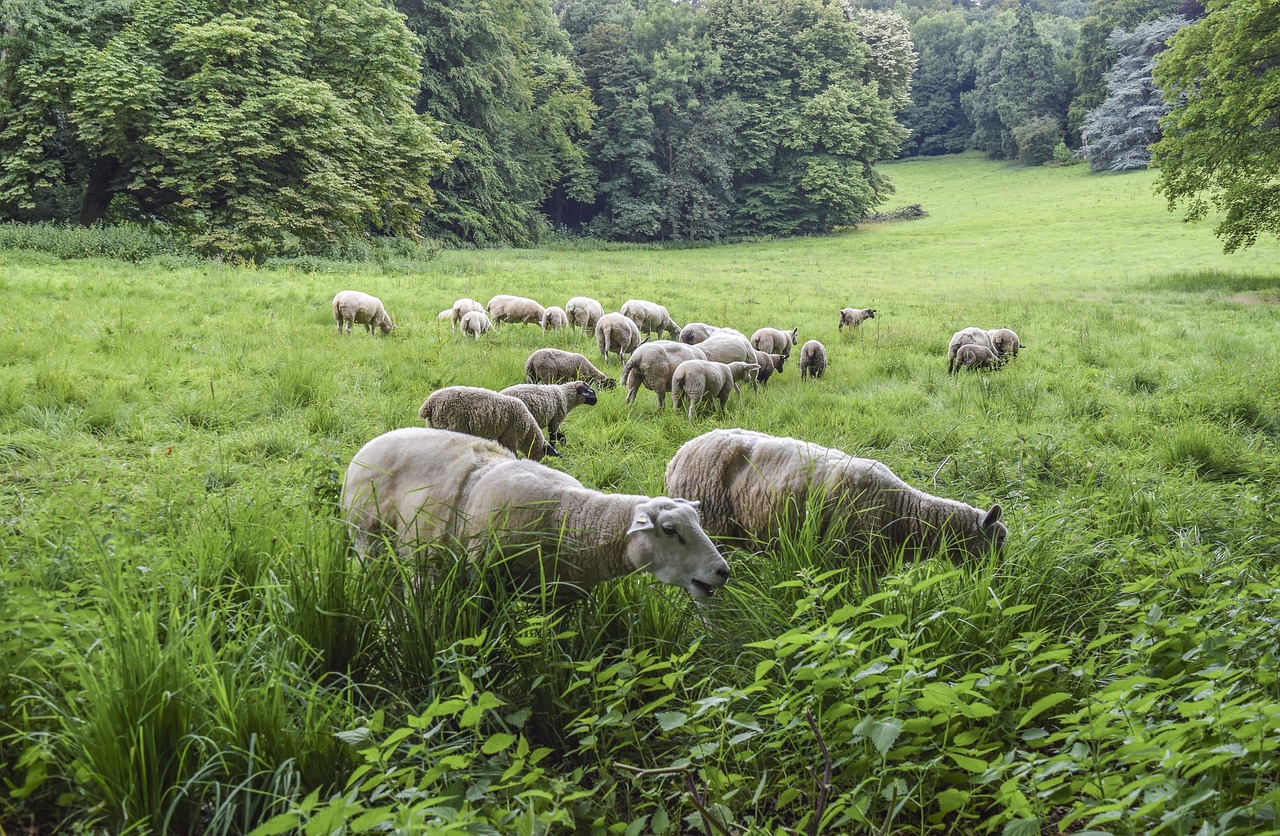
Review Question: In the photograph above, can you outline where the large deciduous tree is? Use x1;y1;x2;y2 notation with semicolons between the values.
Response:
1152;0;1280;252
0;0;452;259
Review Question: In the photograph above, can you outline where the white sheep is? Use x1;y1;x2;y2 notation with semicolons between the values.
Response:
671;360;760;420
565;296;605;334
799;339;828;380
525;348;617;390
679;322;720;345
621;340;708;409
750;327;798;358
753;350;786;391
332;290;395;336
487;294;546;326
341;427;731;597
447;298;485;333
664;429;1008;562
838;307;877;332
696;328;756;364
460;310;492;339
418;385;558;460
952;343;1000;371
541;306;569;331
947;327;996;374
595;312;643;365
621;299;681;339
500;381;598;445
988;328;1021;361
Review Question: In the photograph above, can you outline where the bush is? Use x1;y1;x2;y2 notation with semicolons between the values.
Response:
0;222;190;262
1012;116;1064;167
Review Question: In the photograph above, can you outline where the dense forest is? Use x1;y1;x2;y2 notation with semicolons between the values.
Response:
0;0;1274;255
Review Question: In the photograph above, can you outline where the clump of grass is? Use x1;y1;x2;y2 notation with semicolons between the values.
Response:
1160;422;1255;481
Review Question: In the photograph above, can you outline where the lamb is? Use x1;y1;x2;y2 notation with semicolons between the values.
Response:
679;322;720;345
418;386;558;460
621;340;708;409
500;381;598;445
595;312;643;365
753;350;786;391
541;306;569;331
447;298;485;333
341;427;730;597
988;328;1021;361
838;307;877;332
751;327;799;358
947;327;997;374
460;310;492;339
798;339;828;380
525;348;617;390
332;290;395;336
565;296;605;333
487;294;546;326
621;299;681;339
952;343;1000;372
671;360;760;420
664;429;1007;562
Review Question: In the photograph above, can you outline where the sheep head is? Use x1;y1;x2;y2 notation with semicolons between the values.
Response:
625;498;729;598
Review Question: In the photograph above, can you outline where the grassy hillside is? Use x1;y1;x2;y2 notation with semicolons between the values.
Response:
2;154;1279;834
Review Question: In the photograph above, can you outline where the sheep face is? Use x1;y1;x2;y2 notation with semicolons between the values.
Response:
625;498;729;598
576;383;598;406
942;504;1007;562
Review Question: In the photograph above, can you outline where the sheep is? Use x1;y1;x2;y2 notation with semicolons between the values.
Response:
332;290;395;336
751;327;799;358
487;294;546;326
988;328;1021;361
671;360;760;420
500;381;598;445
621;340;708;409
595;312;643;365
679;322;720;345
565;296;605;333
753;350;786;391
340;427;731;597
447;298;485;333
525;348;617;390
460;310;492;339
798;339;828;380
436;308;454;329
541;306;569;331
418;386;558;461
664;428;1008;562
838;307;877;332
696;328;755;365
952;343;1000;372
621;299;681;340
947;327;996;374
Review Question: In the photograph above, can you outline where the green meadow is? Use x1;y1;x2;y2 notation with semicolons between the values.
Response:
3;153;1280;834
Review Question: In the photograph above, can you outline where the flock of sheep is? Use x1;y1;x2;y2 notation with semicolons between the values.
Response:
332;289;1017;600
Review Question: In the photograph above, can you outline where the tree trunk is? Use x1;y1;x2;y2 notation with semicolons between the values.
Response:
79;156;120;226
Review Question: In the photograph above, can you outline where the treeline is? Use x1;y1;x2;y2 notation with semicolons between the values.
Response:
0;0;1210;256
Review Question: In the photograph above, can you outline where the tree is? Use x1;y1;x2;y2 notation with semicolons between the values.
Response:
0;0;451;259
1080;17;1186;171
901;10;979;156
1152;0;1280;252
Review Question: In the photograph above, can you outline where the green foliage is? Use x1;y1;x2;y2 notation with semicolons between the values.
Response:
0;221;189;262
1152;0;1280;253
902;11;980;157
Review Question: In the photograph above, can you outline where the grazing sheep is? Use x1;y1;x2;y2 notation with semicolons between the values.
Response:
565;296;605;333
621;299;681;339
752;350;786;391
460;310;492;339
525;348;616;390
988;328;1021;361
500;381;598;445
436;309;454;330
622;340;708;409
952;343;1000;372
839;307;877;332
447;298;485;333
946;327;995;373
419;386;558;460
541;306;569;331
332;290;395;336
487;294;546;326
696;328;755;363
679;322;720;345
595;312;643;365
799;339;828;380
751;327;799;358
341;427;731;597
664;428;1008;562
671;360;760;420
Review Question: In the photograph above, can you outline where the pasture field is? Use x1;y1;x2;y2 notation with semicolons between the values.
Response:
3;154;1280;834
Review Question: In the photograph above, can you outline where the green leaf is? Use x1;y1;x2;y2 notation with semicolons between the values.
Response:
482;733;516;755
1003;817;1040;836
656;711;689;731
871;718;904;757
1017;692;1073;729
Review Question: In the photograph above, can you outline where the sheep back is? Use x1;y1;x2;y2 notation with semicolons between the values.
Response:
799;340;827;380
461;310;492;339
525;348;616;389
595;313;642;365
565;297;605;333
419;385;557;460
487;294;546;325
750;327;798;357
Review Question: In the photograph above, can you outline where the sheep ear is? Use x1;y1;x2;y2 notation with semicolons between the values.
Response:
981;504;1003;528
673;498;701;511
627;512;654;535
